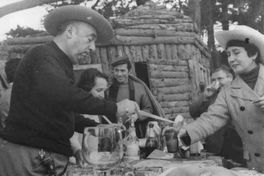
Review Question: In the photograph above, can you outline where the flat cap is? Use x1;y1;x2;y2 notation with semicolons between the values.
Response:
111;55;131;68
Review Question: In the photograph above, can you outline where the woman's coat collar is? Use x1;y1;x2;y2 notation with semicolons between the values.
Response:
229;64;264;102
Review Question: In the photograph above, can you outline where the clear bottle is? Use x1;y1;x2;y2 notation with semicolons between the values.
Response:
124;118;140;162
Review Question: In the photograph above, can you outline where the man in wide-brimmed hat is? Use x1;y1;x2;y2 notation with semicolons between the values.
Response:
178;25;264;172
0;5;139;176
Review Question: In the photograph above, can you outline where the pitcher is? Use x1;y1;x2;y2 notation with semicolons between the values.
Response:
82;124;124;170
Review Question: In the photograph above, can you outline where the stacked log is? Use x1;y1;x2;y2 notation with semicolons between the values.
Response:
148;60;192;120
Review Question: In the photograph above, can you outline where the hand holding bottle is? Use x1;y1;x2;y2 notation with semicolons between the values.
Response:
116;99;139;121
204;80;220;98
177;128;190;150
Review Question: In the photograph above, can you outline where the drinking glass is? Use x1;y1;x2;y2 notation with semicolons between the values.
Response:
163;127;178;153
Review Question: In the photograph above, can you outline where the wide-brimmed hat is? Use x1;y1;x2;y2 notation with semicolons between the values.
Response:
215;25;264;63
44;5;113;43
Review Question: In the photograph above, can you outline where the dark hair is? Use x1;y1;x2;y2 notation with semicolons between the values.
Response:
226;39;261;64
76;68;108;92
212;65;234;78
56;21;77;35
5;58;21;83
111;56;132;70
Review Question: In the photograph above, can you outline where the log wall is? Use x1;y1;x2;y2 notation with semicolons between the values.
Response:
148;60;189;119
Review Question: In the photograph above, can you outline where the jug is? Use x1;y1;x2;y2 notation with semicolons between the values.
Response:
82;124;124;170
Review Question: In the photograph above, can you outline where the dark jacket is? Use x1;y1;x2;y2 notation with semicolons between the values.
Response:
0;42;117;156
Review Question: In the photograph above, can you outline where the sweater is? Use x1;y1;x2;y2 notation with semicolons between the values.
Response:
0;41;117;156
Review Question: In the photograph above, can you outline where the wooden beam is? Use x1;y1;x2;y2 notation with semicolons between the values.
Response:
163;107;189;114
114;36;195;45
157;93;190;102
150;71;189;79
149;64;188;72
150;78;190;88
6;35;52;45
115;29;197;37
113;18;193;28
154;85;192;94
0;0;57;18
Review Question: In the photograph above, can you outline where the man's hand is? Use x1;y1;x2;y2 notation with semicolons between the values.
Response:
204;80;220;98
116;99;139;120
74;149;87;167
253;96;264;111
130;113;138;122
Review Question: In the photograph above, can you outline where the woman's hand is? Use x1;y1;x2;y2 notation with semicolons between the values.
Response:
253;96;264;111
177;128;189;150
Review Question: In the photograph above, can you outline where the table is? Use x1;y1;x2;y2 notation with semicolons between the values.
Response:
65;156;220;176
66;157;264;176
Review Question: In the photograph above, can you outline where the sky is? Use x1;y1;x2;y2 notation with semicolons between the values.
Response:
0;0;48;41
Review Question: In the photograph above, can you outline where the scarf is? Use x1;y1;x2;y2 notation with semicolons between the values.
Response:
240;65;260;89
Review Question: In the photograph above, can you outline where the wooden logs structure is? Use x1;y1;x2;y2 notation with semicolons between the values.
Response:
4;1;211;120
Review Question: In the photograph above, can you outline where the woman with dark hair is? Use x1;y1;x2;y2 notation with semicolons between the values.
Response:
178;25;264;172
76;68;108;98
70;68;109;166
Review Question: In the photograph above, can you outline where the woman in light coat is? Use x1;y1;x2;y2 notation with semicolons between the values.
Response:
178;25;264;172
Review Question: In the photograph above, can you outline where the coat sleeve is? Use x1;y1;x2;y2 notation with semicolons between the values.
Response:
137;84;153;114
32;53;117;117
185;88;231;144
189;92;218;119
140;93;153;114
74;114;99;133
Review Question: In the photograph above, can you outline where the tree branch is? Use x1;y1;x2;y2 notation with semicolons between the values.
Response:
0;0;58;18
91;0;100;9
125;0;134;9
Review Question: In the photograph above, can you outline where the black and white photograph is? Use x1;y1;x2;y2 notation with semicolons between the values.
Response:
0;0;264;175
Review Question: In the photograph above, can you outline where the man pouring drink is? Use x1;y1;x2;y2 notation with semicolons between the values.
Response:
0;5;139;176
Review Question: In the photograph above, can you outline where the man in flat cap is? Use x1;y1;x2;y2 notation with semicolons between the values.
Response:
0;5;138;176
108;56;164;140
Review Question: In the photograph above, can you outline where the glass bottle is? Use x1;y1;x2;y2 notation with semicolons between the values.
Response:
145;122;159;157
124;118;140;162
